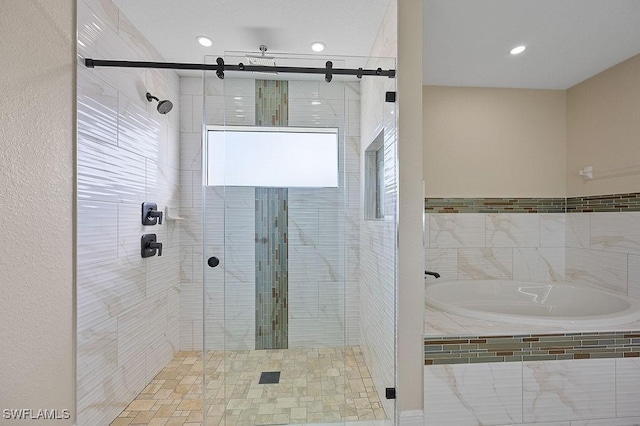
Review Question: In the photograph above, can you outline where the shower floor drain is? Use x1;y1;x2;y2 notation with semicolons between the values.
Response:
259;371;281;384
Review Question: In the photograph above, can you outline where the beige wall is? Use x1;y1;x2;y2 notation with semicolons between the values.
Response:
0;1;76;424
567;54;640;197
398;0;425;415
423;86;567;198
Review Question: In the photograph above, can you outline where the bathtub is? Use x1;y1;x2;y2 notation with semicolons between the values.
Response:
425;280;640;327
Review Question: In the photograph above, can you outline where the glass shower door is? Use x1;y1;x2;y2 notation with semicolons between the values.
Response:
201;52;396;425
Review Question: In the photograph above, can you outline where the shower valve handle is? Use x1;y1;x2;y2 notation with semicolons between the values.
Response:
148;241;163;256
142;202;163;225
147;209;163;225
141;234;163;258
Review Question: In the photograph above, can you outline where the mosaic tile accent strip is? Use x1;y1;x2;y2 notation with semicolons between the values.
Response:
256;79;288;126
567;192;640;212
255;188;289;350
425;197;566;213
424;331;640;365
255;79;289;350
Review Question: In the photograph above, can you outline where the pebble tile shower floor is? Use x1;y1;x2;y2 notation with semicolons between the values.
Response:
110;346;387;425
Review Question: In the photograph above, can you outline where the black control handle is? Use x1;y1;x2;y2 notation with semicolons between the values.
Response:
142;202;163;225
148;210;163;225
208;256;220;268
425;270;440;278
149;241;163;256
141;234;163;258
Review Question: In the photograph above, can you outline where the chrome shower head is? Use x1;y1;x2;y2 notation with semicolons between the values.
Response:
146;92;173;114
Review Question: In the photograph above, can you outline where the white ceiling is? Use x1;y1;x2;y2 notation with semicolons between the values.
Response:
113;0;390;68
423;0;640;89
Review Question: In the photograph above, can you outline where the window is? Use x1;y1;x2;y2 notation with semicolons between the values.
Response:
364;131;384;219
207;126;339;187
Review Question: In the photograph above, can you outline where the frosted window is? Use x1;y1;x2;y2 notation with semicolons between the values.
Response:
207;127;338;187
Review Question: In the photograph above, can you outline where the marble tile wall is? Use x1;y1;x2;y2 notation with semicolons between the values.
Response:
359;14;398;418
424;358;640;425
288;79;361;349
425;213;566;283
76;0;180;424
178;76;256;351
178;76;361;351
566;212;640;297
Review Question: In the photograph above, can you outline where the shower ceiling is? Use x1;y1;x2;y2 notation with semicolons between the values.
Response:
112;0;390;72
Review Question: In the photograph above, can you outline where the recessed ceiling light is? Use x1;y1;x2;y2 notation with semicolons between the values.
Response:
310;42;326;53
197;36;213;47
510;45;526;55
311;101;321;105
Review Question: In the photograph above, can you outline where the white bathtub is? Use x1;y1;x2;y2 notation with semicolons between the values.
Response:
425;280;640;327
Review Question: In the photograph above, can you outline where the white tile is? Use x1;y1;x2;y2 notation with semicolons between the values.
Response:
616;357;640;418
458;248;513;279
513;248;565;282
425;249;458;282
117;10;163;62
288;80;320;99
77;356;145;426
565;248;628;294
566;213;590;249
180;132;202;171
540;214;566;247
77;65;118;145
180;76;203;96
289;281;319;319
117;202;148;259
522;359;615;422
591;212;640;255
571;418;640;426
117;94;161;158
429;214;486;248
76;317;118;400
77;137;146;204
77;200;118;266
424;363;523;425
629;255;640;299
81;0;118;32
179;94;193;132
77;256;145;333
486;213;540;248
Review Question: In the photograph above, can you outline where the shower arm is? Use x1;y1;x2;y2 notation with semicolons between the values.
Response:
84;58;396;82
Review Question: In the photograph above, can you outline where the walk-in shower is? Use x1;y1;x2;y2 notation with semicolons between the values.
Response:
77;18;398;423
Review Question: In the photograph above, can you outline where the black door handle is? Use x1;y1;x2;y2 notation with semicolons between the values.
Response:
208;256;220;268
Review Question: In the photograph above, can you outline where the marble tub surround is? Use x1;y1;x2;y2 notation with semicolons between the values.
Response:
115;346;387;425
425;213;566;282
425;305;640;336
424;358;640;425
566;211;640;297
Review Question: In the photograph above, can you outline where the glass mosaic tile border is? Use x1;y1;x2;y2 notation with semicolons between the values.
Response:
425;198;566;213
424;331;640;365
255;79;289;350
425;192;640;213
566;192;640;212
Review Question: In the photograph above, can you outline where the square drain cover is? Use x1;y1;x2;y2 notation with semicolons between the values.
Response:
259;371;281;384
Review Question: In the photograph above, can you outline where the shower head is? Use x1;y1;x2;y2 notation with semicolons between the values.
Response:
146;92;173;114
246;45;277;67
